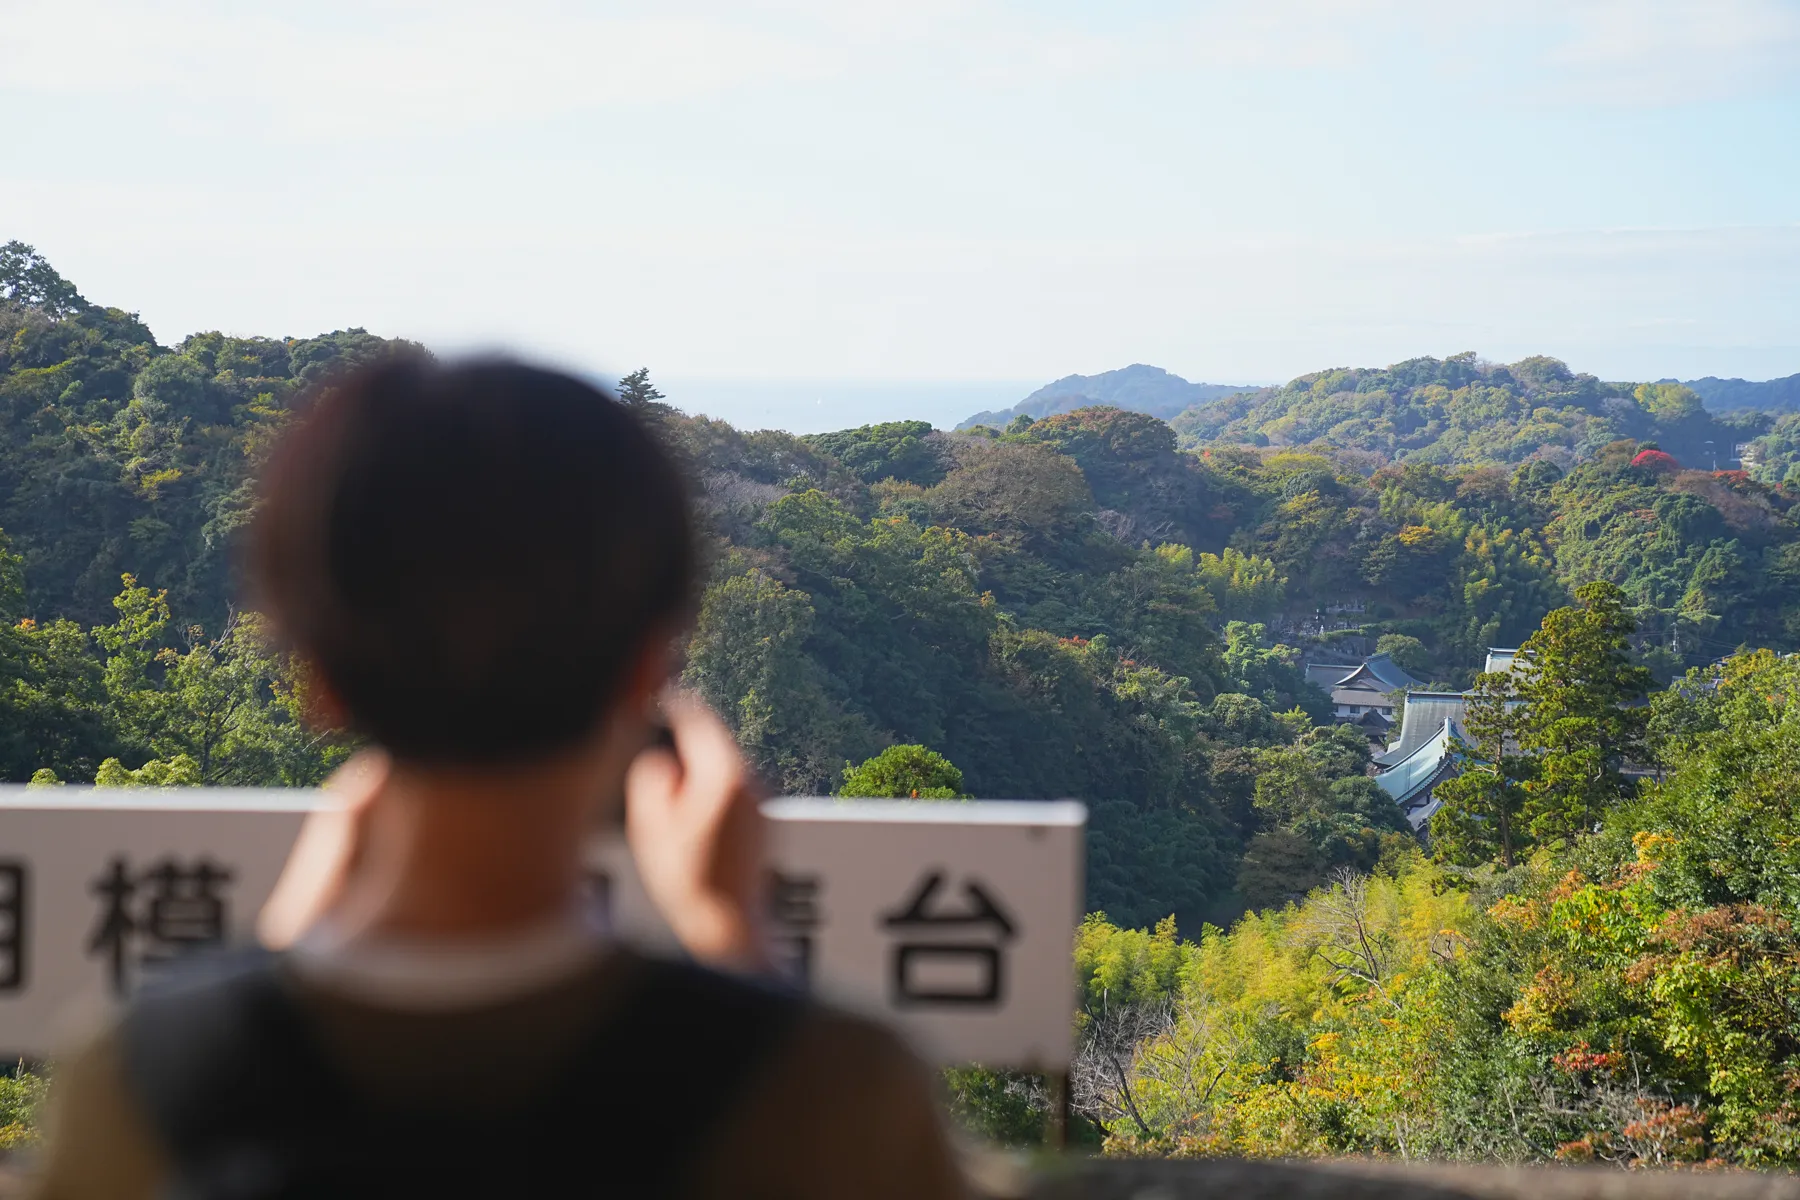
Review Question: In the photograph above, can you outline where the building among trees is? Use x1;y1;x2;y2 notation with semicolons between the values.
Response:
1372;692;1470;831
1368;649;1520;832
1302;653;1421;736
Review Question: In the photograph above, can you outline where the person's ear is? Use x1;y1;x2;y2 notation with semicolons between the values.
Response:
296;659;352;731
622;627;682;710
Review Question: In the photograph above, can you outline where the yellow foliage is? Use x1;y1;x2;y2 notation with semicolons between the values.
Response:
135;465;183;498
1504;966;1576;1035
1397;523;1439;547
1123;860;1473;1157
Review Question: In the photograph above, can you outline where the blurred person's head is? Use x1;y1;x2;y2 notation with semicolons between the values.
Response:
250;356;694;769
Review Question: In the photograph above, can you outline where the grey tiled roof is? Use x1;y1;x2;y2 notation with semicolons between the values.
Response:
1304;653;1422;695
1374;691;1469;766
1374;715;1465;830
1305;662;1361;690
1358;654;1423;692
1376;717;1462;803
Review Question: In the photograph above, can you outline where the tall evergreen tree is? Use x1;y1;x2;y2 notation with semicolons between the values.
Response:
615;367;669;411
1512;581;1652;842
1429;669;1527;867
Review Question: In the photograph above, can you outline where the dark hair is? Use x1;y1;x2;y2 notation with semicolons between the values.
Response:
251;357;694;764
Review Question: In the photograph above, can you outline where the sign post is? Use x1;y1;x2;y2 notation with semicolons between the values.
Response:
0;789;1084;1071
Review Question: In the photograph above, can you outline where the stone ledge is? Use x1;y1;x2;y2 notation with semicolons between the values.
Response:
1026;1159;1800;1200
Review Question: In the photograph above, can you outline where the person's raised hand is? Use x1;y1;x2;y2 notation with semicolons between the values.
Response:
624;692;770;972
257;748;387;949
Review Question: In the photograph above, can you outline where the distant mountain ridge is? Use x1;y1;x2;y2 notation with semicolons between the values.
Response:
957;364;1252;429
1162;353;1784;469
965;362;1800;435
1678;372;1800;414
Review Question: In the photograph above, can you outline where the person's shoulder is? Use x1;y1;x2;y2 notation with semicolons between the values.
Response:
602;947;814;1053
692;986;972;1199
612;946;923;1088
784;997;931;1086
30;949;288;1200
29;1020;167;1200
114;947;297;1117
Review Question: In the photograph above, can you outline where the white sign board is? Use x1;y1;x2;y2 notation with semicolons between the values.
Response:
0;789;1084;1070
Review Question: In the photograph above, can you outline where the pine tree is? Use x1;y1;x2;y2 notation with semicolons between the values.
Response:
613;367;675;433
615;367;666;410
1429;669;1526;867
1512;581;1652;843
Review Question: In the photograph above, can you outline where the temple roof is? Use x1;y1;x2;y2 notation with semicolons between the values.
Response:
1374;715;1464;831
1305;662;1359;690
1304;653;1422;695
1374;691;1469;766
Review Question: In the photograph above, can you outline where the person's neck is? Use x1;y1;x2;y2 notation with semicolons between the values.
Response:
331;738;620;943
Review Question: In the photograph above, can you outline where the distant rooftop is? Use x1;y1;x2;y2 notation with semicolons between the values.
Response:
1365;647;1540;831
1303;653;1422;695
1375;691;1468;767
1374;715;1463;831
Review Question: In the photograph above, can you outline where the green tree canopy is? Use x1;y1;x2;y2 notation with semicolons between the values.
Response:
836;744;968;799
0;240;87;317
1513;581;1654;842
1374;633;1430;675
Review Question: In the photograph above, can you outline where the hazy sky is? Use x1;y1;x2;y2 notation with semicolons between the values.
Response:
6;1;1799;429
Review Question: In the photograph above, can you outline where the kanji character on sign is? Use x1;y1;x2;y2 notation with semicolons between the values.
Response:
880;869;1017;1008
87;856;235;996
767;871;822;986
0;862;26;993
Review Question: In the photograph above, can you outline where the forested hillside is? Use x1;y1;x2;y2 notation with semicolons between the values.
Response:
4;241;1800;964
1743;413;1800;488
1166;352;1769;471
1057;645;1800;1167
0;242;418;631
1684;371;1800;414
11;242;1800;1164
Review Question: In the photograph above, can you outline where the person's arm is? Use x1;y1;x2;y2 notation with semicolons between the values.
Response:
623;691;772;972
256;750;387;948
257;694;774;971
628;698;971;1196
